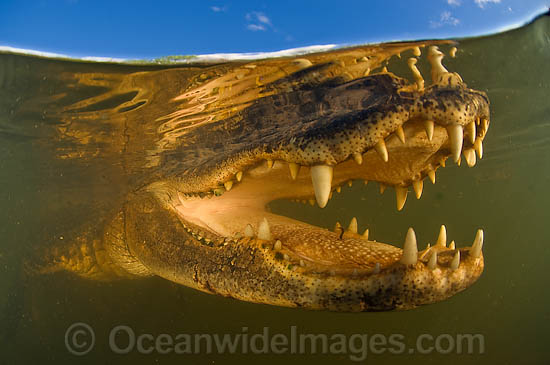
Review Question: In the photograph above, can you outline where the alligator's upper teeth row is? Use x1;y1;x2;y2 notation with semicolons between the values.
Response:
212;115;488;210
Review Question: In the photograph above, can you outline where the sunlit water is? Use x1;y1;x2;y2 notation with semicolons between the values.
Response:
1;13;549;365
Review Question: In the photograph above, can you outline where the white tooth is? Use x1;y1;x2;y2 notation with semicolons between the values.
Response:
244;224;254;237
274;240;282;250
464;148;476;167
436;225;447;247
449;240;456;250
235;171;243;182
396;126;406;143
400;227;418;265
428;251;438;269
336;186;341;193
348;217;358;234
288;163;300;180
310;165;333;208
424;120;435;141
428;169;436;184
375;139;389;162
334;221;343;233
450;250;460;270
471;229;484;258
224;181;233;191
362;229;369;240
413;46;421;57
353;153;363;165
407;57;424;91
482;119;489;132
373;263;381;274
395;187;408;211
258;218;271;240
446;124;464;163
379;183;386;194
266;159;274;169
347;180;353;187
474;139;483;159
466;121;476;144
412;180;423;199
308;199;315;206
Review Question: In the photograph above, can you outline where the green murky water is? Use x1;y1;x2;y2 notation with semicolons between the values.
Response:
0;13;549;365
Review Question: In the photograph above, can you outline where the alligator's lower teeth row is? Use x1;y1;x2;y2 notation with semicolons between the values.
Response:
241;218;484;271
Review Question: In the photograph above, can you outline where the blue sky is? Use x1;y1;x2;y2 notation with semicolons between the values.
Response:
0;0;547;59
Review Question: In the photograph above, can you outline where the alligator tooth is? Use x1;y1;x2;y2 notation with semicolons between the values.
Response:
400;227;418;265
466;121;476;144
450;250;460;270
289;163;300;180
266;159;274;169
244;224;254;237
274;240;282;250
347;180;353;187
235;171;243;182
449;240;456;250
353;153;363;165
412;180;423;199
336;186;341;193
258;218;271;240
224;181;233;191
446;124;464;163
373;263;381;274
395;187;408;211
375;139;389;162
424;120;434;141
364;180;369;185
474;139;483;159
471;229;484;258
440;157;446;168
428;46;448;83
463;148;476;167
428;169;436;184
348;217;358;234
428;251;438;270
407;57;424;91
449;47;457;58
334;221;343;233
308;199;315;206
379;183;386;194
482;118;489;132
362;229;369;240
436;225;447;247
311;165;333;208
396;125;406;143
413;46;421;57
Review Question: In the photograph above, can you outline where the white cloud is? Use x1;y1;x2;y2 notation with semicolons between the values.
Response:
430;11;460;28
247;24;266;31
246;11;272;31
210;6;226;12
447;0;461;6
474;0;501;8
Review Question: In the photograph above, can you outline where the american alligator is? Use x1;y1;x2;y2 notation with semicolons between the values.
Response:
28;40;489;311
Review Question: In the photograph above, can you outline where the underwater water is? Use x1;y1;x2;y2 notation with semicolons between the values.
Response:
0;12;549;365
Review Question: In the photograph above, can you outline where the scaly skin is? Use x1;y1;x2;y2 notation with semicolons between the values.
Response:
30;41;490;311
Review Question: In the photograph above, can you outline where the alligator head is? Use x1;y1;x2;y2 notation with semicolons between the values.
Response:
28;41;490;311
125;42;489;311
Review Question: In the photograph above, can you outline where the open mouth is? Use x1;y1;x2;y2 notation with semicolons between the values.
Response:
154;45;489;310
